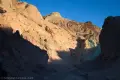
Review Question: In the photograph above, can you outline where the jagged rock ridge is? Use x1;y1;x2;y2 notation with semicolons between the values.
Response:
44;12;101;44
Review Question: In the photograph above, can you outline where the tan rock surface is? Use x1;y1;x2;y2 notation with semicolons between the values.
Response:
0;0;100;67
0;0;76;65
44;12;101;43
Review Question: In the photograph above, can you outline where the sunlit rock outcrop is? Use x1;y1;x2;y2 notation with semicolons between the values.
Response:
0;0;102;76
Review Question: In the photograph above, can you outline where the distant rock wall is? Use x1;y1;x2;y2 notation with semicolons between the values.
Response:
44;12;101;43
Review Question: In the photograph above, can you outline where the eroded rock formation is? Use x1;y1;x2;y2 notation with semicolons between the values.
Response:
44;12;101;44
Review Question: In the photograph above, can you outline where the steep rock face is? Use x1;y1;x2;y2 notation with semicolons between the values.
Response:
0;0;101;70
44;12;101;64
0;0;17;12
44;12;101;43
20;3;44;24
0;0;76;65
0;0;118;79
99;16;120;61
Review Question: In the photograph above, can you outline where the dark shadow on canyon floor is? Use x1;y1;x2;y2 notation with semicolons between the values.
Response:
56;38;104;72
46;16;120;80
54;16;120;77
56;37;119;73
0;27;49;79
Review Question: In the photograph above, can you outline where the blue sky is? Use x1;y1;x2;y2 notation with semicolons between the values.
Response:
22;0;120;27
